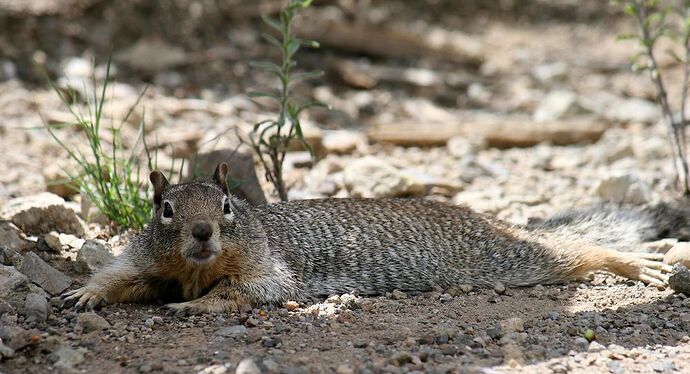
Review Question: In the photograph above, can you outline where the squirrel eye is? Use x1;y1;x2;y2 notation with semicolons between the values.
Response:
223;198;231;215
163;202;174;218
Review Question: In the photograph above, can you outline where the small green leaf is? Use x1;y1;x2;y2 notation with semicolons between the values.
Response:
287;39;301;59
262;15;282;33
249;61;284;79
261;33;282;49
248;91;280;101
291;70;324;84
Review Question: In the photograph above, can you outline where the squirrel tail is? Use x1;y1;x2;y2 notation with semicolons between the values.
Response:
526;202;690;252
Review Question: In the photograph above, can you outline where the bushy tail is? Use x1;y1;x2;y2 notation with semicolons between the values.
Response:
526;202;690;252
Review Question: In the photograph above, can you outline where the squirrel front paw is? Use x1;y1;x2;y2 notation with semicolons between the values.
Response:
163;300;238;316
62;286;107;310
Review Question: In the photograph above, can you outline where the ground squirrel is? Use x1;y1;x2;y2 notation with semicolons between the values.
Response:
64;163;681;314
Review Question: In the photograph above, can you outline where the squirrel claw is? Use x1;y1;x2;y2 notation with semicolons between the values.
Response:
61;287;107;311
162;302;203;316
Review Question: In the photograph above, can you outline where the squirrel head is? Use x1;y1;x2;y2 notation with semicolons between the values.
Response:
148;163;237;266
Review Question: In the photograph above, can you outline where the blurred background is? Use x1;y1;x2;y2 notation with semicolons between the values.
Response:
0;0;681;224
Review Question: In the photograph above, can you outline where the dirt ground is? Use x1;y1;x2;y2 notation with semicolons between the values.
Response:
2;1;690;373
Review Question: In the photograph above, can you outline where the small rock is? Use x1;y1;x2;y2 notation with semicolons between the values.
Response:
138;363;153;373
588;341;606;352
235;357;261;374
76;240;114;273
42;163;78;199
459;284;473;293
1;325;36;350
0;264;32;312
593;172;651;204
669;270;690;295
0;221;30;252
390;290;408;300
0;245;24;268
24;293;48;322
187;149;266;205
494;282;506;295
215;325;247;337
500;317;524;333
284;301;299;311
533;90;588;122
447;136;486;158
532;61;568;83
43;232;63;252
343;157;425;198
650;360;676;373
50;345;85;370
322;130;365;154
574;337;589;350
389;351;412;366
0;341;15;360
19;252;71;295
336;364;355;374
76;312;111;333
2;193;85;236
664;242;690;268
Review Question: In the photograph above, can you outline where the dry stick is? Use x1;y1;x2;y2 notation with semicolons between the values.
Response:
679;2;690;193
635;1;690;194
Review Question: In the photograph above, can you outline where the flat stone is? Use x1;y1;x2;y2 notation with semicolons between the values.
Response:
23;293;48;322
215;325;247;337
0;221;30;252
0;264;32;312
2;193;85;236
235;358;261;374
19;252;71;295
187;149;266;205
50;345;85;370
76;312;111;333
76;240;114;274
669;270;690;295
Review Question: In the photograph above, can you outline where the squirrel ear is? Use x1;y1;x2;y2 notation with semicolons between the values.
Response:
149;170;169;207
213;162;229;194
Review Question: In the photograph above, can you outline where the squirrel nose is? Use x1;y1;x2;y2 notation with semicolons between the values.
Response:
191;221;213;242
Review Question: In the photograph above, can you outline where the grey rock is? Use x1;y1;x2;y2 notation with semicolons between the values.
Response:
215;325;247;337
588;341;606;352
574;337;589;350
235;357;261;374
0;245;23;267
23;293;48;322
593;172;651;204
343;157;425;198
650;360;676;373
0;341;15;360
75;312;111;333
0;221;29;252
0;264;32;312
533;90;589;122
187;149;266;205
669;270;690;295
322;130;365;155
2;193;85;236
76;240;114;274
0;324;34;350
50;345;85;370
19;252;71;295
